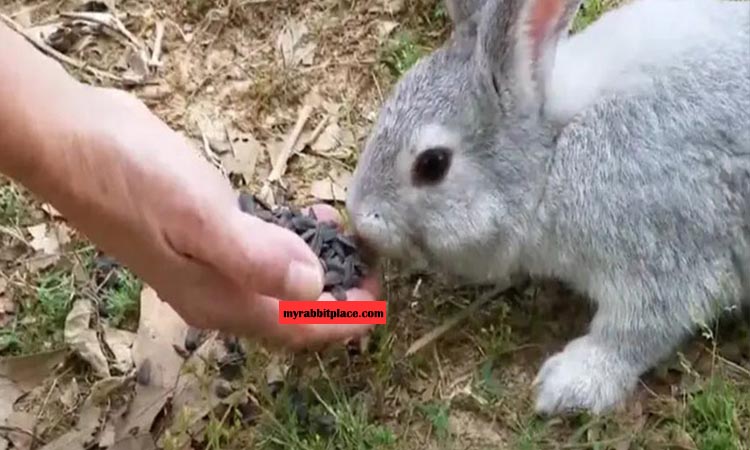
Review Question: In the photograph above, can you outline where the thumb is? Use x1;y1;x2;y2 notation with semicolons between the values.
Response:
224;209;325;300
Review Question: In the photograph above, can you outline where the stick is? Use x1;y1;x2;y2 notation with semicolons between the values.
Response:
405;286;506;357
148;21;165;67
266;103;314;182
0;13;123;82
59;11;143;50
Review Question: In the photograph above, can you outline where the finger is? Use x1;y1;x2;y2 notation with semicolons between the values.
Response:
224;210;325;301
241;292;377;351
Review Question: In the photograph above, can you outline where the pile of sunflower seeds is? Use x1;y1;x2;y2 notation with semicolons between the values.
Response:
238;193;369;300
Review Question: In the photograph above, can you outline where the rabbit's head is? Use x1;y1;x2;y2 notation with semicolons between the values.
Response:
347;0;581;280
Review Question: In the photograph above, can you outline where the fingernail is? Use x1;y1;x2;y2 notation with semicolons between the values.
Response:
285;260;324;300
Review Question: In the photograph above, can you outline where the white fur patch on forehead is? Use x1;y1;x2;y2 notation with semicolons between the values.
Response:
413;123;461;154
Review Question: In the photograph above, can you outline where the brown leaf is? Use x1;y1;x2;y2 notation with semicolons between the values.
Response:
161;335;226;444
0;349;68;391
112;286;188;443
276;19;315;67
0;295;14;328
40;204;64;219
59;379;80;411
4;411;36;450
64;300;110;378
376;21;399;41
0;378;23;426
383;0;405;13
102;326;136;374
222;131;262;184
311;122;342;153
27;223;59;255
37;394;103;450
309;170;351;202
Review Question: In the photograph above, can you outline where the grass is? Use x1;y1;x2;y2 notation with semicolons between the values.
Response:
685;377;749;450
99;267;141;329
379;30;429;77
0;182;32;226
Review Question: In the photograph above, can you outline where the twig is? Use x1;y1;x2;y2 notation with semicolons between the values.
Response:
59;11;143;50
266;102;314;182
148;21;165;68
405;286;506;357
0;13;122;82
0;425;46;446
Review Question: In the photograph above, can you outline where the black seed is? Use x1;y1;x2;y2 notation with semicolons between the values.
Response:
331;286;347;301
290;388;308;425
300;228;316;242
219;353;245;381
238;193;256;214
268;380;284;399
319;225;338;243
336;235;356;250
256;210;274;222
331;241;345;259
292;216;316;232
215;382;233;399
238;400;259;425
346;339;361;357
136;359;151;385
324;271;344;288
308;208;317;220
314;413;336;437
343;256;354;282
184;327;203;352
310;227;323;256
344;275;361;290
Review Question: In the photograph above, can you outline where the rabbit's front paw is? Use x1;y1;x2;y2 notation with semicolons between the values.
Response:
533;336;639;415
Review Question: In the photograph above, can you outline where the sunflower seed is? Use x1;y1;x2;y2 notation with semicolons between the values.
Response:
237;195;371;301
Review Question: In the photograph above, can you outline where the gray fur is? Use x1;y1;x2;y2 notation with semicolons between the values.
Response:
346;0;750;415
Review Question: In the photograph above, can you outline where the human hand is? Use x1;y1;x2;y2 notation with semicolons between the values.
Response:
24;84;380;350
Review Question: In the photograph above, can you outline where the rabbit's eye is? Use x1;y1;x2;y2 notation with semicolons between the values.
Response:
412;146;452;186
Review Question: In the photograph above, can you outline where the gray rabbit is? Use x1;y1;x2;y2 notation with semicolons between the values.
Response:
345;0;750;415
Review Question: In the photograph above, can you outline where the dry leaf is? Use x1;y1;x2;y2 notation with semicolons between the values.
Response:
376;21;399;40
265;354;287;385
64;300;110;378
0;349;67;391
0;296;14;328
37;394;103;450
27;223;59;255
103;326;136;374
276;19;315;67
112;286;188;443
311;122;342;153
0;378;23;426
40;203;64;219
14;8;32;28
24;254;59;273
309;170;351;202
222;132;262;184
163;335;226;442
383;0;405;13
89;376;129;404
59;378;80;411
98;422;115;448
109;435;156;450
4;411;36;450
0;279;5;295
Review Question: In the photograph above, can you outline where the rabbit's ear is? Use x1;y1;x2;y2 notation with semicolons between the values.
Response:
474;0;581;113
445;0;489;26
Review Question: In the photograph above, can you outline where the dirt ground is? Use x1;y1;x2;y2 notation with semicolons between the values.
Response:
0;0;749;449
